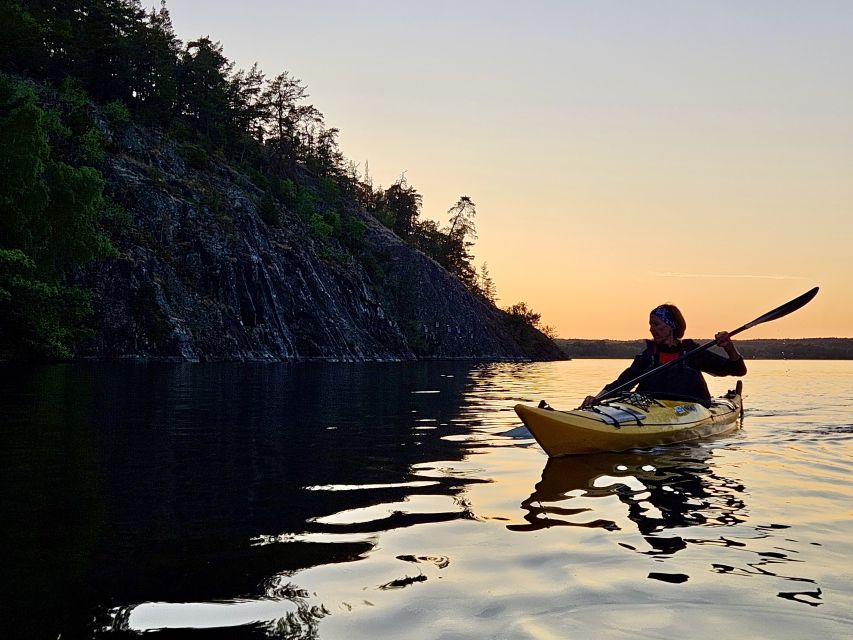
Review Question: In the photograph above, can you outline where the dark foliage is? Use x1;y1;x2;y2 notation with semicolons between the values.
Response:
0;0;528;359
0;74;114;358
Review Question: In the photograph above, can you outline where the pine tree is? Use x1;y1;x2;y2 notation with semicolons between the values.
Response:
443;196;477;287
177;37;233;142
478;262;497;303
382;176;422;238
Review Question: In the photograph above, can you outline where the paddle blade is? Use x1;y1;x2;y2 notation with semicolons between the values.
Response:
740;286;819;332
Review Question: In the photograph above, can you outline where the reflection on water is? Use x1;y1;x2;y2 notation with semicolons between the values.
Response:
510;446;823;605
2;360;852;638
513;448;747;535
1;362;486;637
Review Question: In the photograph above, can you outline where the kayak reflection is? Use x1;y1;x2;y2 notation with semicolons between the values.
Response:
509;446;748;545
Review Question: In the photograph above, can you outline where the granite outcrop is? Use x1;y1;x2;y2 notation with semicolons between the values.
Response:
75;122;563;362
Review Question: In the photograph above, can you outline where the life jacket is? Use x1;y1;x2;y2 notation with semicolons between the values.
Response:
654;344;681;365
638;340;713;404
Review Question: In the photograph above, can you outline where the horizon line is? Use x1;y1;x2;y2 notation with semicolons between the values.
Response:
650;272;811;281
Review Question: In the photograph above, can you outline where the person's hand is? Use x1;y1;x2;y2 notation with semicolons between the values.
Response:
715;331;733;348
580;395;598;409
715;331;741;360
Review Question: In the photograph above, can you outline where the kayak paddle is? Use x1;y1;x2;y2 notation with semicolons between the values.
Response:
595;286;819;402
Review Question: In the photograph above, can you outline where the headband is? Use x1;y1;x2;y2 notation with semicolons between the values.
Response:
652;306;677;330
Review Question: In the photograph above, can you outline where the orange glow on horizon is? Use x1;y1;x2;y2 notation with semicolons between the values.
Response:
168;2;853;339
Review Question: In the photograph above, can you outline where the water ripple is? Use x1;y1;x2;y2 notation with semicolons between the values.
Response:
3;360;852;639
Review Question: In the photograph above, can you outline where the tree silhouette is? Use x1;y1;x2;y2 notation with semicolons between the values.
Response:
382;176;422;238
261;71;308;170
177;36;233;141
443;196;477;287
478;262;497;303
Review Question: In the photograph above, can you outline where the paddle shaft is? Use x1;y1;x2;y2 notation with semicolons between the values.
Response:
594;287;819;402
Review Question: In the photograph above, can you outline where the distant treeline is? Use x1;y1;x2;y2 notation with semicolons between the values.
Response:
556;338;853;360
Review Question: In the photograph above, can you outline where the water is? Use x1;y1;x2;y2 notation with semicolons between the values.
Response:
2;360;852;639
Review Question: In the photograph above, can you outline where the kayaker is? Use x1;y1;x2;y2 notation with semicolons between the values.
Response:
582;304;746;407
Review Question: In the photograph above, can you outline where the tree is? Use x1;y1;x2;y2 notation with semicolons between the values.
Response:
38;162;113;274
227;61;267;161
11;0;79;81
0;78;112;271
505;302;541;328
75;0;145;103
0;77;51;259
177;37;233;141
313;126;344;174
382;176;422;237
411;217;445;258
229;62;266;140
478;262;497;303
502;302;555;350
8;1;148;102
129;0;180;121
0;248;95;359
293;103;325;162
443;196;477;287
0;76;113;358
261;71;308;170
0;1;45;75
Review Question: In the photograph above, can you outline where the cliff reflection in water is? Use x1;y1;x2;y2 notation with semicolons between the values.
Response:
2;362;484;638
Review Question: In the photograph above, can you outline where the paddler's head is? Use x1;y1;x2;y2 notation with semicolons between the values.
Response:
649;304;686;346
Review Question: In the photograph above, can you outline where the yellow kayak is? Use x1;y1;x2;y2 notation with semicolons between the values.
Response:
515;381;743;457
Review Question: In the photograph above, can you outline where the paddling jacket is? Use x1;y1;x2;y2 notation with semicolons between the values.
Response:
603;339;747;404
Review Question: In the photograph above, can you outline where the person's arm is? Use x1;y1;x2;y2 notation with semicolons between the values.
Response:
693;332;747;376
715;331;743;360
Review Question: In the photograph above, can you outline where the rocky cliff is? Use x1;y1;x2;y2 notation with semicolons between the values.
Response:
75;121;563;362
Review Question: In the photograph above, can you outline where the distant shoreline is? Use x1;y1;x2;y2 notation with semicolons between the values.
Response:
555;338;853;360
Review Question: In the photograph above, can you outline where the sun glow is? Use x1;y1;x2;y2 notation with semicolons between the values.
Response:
167;1;853;339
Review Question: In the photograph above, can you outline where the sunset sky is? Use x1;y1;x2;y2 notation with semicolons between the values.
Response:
167;1;852;339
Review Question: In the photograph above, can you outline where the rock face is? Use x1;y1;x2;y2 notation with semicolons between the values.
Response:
75;124;564;362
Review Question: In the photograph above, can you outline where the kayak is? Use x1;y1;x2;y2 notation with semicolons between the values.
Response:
514;381;743;457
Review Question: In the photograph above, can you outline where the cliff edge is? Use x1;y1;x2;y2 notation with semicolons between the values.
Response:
75;121;563;362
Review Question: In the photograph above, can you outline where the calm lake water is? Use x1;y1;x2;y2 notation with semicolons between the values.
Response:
2;360;852;639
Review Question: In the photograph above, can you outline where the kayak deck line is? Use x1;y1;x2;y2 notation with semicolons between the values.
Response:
515;381;744;457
